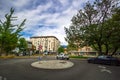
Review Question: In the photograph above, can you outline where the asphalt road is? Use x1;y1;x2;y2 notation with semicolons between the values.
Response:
0;56;120;80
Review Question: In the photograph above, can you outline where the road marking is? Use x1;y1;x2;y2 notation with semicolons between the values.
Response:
98;65;106;69
98;65;112;74
0;76;2;80
101;68;112;74
0;76;7;80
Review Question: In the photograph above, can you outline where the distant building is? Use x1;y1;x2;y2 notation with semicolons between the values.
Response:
27;41;32;49
68;46;97;56
30;36;60;52
80;46;93;52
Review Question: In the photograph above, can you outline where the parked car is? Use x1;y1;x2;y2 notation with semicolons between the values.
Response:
87;55;120;66
56;53;69;60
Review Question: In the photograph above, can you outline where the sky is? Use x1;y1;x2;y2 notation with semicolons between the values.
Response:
0;0;93;45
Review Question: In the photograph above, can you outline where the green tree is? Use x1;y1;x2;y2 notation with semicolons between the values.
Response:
65;0;120;55
102;8;120;55
18;38;28;53
0;8;26;55
57;46;64;53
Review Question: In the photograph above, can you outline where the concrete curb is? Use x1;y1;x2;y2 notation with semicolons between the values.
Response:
31;60;74;69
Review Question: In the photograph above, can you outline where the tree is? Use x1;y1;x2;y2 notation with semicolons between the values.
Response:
102;8;120;55
18;38;28;53
0;8;26;55
65;0;120;55
65;24;85;51
57;46;64;53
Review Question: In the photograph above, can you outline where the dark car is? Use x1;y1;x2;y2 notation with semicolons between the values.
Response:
87;55;120;66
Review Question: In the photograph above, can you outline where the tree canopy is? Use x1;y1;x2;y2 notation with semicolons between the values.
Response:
65;0;120;55
18;38;28;53
57;46;64;53
0;8;26;55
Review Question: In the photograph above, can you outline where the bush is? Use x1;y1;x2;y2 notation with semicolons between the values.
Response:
0;55;15;59
70;55;89;59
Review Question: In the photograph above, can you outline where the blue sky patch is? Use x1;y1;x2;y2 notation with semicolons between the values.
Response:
0;0;93;45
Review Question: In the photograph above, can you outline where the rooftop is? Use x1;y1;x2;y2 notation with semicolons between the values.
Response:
30;36;59;41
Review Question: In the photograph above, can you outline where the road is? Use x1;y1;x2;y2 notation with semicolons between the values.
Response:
0;56;120;80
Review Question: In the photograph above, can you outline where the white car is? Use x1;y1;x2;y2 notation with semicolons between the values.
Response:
56;53;69;60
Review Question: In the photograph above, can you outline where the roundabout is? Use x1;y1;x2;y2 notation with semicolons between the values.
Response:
31;60;74;69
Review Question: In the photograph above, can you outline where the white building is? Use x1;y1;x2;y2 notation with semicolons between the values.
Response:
30;36;60;52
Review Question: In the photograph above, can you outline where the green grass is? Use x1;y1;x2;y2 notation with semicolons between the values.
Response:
0;55;15;59
70;56;89;59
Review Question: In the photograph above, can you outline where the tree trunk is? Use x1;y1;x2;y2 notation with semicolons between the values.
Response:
111;47;118;56
98;43;102;55
92;44;98;51
105;43;109;55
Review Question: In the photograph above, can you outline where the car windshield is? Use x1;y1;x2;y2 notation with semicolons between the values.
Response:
60;53;64;55
98;56;107;59
65;54;68;56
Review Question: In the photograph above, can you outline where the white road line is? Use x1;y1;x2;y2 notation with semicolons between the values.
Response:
0;76;7;80
101;68;112;74
98;65;112;74
0;76;2;80
98;65;106;69
3;77;7;80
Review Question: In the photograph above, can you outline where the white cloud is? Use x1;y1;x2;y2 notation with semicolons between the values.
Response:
31;7;77;45
15;2;53;30
32;26;67;45
59;0;69;4
12;0;31;8
0;0;90;45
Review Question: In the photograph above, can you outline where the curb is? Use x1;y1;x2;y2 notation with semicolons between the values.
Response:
31;60;74;69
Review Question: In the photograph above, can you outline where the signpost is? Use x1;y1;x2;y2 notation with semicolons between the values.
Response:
38;45;42;63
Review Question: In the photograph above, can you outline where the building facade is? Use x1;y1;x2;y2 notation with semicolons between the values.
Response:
30;36;60;52
68;46;97;56
27;41;32;49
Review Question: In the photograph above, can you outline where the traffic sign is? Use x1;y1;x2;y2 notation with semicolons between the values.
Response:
38;45;42;50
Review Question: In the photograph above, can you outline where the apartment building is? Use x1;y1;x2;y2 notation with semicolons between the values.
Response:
30;36;60;52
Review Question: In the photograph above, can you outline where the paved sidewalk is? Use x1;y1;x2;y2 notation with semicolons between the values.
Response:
31;60;74;69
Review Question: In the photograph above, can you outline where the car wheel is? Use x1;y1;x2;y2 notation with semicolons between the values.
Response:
67;58;69;60
88;60;90;63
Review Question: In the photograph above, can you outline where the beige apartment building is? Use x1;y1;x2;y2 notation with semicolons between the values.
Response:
30;36;60;52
